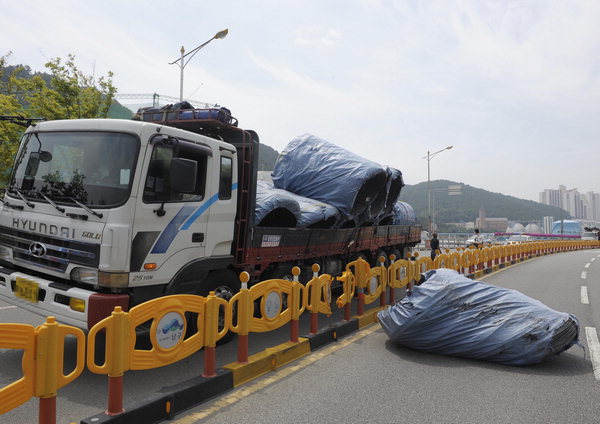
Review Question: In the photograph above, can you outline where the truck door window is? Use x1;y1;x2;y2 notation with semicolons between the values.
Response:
143;141;207;203
219;156;232;200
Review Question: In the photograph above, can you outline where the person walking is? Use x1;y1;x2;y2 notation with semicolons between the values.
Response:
471;228;483;248
430;232;440;260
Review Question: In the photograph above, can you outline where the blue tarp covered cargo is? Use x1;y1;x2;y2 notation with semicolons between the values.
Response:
391;201;417;225
272;134;388;223
255;181;340;228
254;181;301;227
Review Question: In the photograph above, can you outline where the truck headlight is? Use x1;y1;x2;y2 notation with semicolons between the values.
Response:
71;267;129;288
0;245;12;261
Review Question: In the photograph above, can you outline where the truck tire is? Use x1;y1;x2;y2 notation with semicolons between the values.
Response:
186;269;240;344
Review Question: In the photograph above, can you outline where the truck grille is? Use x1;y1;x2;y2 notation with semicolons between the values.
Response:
0;226;100;273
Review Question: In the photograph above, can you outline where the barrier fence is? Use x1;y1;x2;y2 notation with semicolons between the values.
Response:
1;239;599;423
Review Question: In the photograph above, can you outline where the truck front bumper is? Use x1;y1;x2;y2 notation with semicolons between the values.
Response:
0;266;129;329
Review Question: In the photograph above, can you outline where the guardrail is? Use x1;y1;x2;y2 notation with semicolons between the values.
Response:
1;239;599;423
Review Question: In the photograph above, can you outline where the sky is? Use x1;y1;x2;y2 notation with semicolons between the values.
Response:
1;0;599;201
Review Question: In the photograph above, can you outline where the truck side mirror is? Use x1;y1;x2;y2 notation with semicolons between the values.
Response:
25;151;41;177
169;157;197;193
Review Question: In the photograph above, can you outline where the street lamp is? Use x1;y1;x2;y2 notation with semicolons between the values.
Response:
169;29;229;102
423;145;453;233
431;184;462;232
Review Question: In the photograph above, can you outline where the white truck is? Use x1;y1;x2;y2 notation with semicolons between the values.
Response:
0;111;421;329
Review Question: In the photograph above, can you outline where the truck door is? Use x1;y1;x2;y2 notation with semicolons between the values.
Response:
130;136;213;284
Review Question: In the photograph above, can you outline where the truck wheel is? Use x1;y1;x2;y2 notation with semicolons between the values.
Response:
208;269;240;344
185;269;240;344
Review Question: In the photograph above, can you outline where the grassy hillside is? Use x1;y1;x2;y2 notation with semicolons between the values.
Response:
108;101;134;119
258;143;279;171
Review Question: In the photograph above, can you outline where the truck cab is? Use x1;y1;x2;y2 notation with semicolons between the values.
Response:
0;118;240;329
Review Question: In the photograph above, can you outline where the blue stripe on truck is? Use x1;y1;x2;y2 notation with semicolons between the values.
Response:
151;206;197;254
150;183;238;253
180;183;238;230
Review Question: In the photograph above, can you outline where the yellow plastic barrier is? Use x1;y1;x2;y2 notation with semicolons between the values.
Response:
0;324;36;414
433;253;449;270
203;291;232;348
335;270;356;308
34;317;86;398
364;264;386;305
481;248;490;268
88;295;207;372
0;319;85;417
387;259;410;288
87;306;131;377
449;251;461;271
346;258;371;290
471;249;482;270
230;278;305;334
416;256;433;274
306;268;333;317
461;249;472;270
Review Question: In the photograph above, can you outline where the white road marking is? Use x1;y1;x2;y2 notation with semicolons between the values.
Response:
581;271;587;279
585;327;600;381
0;305;16;310
585;263;591;268
581;286;589;304
592;258;597;262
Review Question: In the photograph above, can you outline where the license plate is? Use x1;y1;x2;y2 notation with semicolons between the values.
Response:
15;278;39;303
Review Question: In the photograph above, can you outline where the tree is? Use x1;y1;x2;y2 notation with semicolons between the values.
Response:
0;53;26;185
0;52;117;186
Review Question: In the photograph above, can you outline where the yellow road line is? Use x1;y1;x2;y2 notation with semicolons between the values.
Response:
172;324;381;424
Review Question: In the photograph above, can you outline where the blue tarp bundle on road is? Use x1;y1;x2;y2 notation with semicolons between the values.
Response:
272;134;388;224
378;269;579;365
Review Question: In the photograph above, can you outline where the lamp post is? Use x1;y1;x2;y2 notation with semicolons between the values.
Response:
431;184;462;233
423;145;453;233
169;29;229;102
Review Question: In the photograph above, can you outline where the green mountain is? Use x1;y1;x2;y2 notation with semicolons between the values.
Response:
108;101;134;119
258;143;279;171
399;180;570;230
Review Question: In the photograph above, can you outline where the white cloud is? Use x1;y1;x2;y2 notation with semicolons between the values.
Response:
294;27;342;49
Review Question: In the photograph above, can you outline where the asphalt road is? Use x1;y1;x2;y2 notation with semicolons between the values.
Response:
1;249;599;423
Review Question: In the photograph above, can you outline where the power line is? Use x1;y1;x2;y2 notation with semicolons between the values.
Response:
115;93;217;109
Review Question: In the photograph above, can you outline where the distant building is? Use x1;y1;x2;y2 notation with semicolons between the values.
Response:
551;220;582;236
447;221;475;230
539;185;600;222
543;216;554;234
475;207;508;232
525;223;541;233
507;223;525;233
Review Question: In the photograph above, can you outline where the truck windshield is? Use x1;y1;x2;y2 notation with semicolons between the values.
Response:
9;131;139;208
